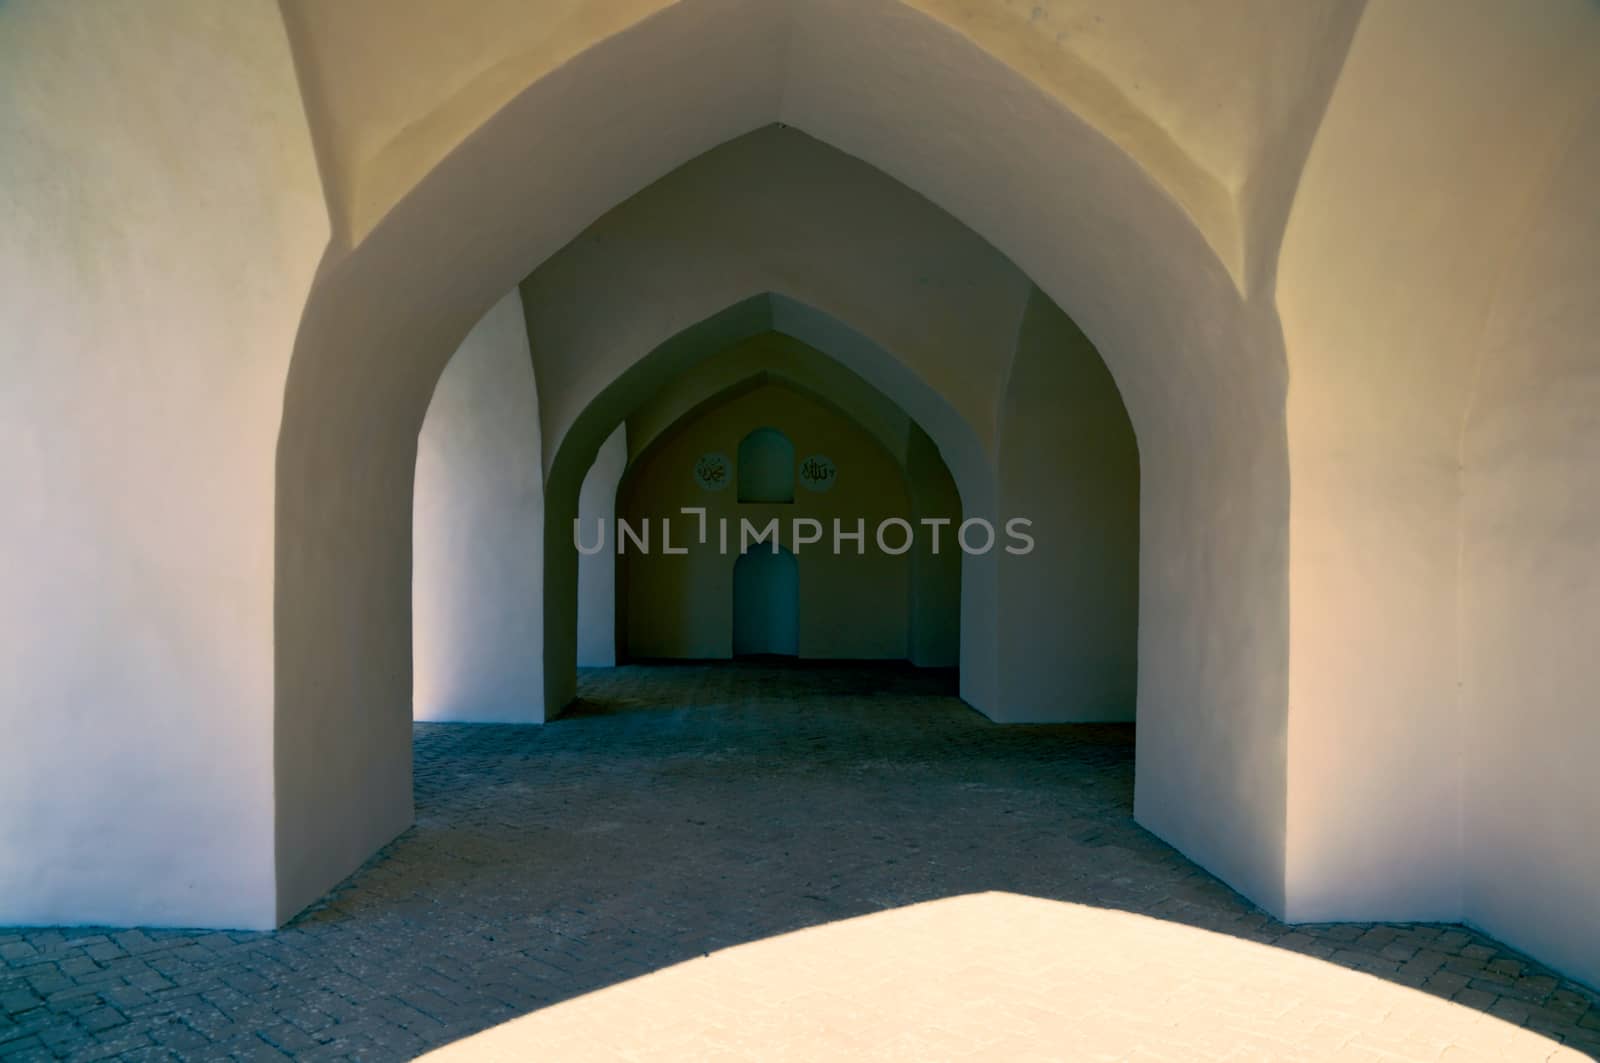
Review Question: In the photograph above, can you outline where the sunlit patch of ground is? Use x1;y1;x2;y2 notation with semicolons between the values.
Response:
420;891;1579;1061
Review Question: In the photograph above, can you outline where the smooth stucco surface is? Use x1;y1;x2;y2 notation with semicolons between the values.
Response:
1276;0;1600;949
1458;97;1600;988
996;291;1139;723
414;290;545;723
0;0;327;929
279;0;1359;287
576;426;627;668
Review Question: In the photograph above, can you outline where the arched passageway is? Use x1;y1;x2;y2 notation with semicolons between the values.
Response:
7;0;1598;1005
606;351;959;664
276;35;1290;931
536;291;995;711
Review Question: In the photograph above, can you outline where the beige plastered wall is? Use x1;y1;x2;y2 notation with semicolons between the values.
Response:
621;333;962;669
619;383;913;660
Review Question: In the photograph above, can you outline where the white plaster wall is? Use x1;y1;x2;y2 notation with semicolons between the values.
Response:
279;0;695;242
1460;99;1600;990
1276;0;1600;925
413;290;545;722
996;291;1139;723
577;426;627;667
0;1;327;928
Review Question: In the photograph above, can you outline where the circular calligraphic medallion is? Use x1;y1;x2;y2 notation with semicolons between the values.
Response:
693;452;732;492
798;454;837;493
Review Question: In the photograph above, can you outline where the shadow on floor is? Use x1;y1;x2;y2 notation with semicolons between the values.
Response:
1;661;1595;1059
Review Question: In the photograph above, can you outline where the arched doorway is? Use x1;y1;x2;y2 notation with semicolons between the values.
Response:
733;546;799;657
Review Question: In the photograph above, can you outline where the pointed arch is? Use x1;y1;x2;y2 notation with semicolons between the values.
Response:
274;23;1288;923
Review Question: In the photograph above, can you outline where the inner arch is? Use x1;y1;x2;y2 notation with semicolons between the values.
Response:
275;54;1290;925
540;294;993;708
607;334;963;669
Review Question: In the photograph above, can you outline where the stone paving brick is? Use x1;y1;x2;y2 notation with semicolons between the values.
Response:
0;662;1594;1060
30;1024;87;1058
0;995;40;1017
72;1012;121;1038
0;1039;50;1063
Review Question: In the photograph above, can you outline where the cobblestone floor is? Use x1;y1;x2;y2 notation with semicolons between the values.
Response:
1;662;1596;1060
